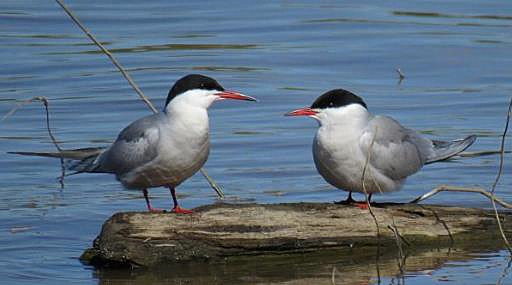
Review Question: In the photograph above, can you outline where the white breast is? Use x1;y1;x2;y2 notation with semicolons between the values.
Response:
120;106;211;189
312;106;403;194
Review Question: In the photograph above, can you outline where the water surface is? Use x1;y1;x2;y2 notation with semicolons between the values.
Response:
1;0;511;284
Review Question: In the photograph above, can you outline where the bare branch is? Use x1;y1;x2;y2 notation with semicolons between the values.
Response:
396;68;405;80
489;96;512;254
410;185;512;209
1;96;66;187
496;258;512;285
396;68;405;85
54;0;158;114
361;127;381;283
410;97;512;253
491;96;511;194
199;168;224;199
387;218;407;276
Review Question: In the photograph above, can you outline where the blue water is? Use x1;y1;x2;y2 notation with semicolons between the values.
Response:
1;0;511;284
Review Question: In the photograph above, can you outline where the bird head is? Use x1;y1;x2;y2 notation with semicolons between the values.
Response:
164;74;256;112
285;89;368;124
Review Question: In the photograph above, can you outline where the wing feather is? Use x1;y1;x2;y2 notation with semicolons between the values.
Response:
359;116;430;180
95;114;163;174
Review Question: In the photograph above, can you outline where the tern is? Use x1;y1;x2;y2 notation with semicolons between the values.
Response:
11;74;256;213
286;89;476;207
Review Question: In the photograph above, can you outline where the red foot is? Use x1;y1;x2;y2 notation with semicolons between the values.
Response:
171;206;193;214
354;202;369;210
148;207;165;213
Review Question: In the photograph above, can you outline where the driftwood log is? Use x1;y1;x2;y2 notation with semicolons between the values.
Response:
81;202;512;268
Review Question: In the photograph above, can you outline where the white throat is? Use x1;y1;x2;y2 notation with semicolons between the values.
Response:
163;89;218;137
315;103;369;128
164;89;218;114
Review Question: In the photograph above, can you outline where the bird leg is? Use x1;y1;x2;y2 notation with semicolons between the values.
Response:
334;191;373;209
168;187;193;214
334;191;356;205
142;188;164;213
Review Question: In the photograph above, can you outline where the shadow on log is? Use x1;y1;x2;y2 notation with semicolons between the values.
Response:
81;202;512;270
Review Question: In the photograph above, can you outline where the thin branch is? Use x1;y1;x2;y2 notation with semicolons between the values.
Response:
396;68;405;85
496;257;512;285
199;168;224;199
396;68;405;80
1;97;44;123
387;220;407;276
491;97;511;194
489;97;512;254
410;185;512;209
331;266;339;285
1;96;66;187
40;98;66;187
54;0;157;114
410;97;512;253
362;127;381;284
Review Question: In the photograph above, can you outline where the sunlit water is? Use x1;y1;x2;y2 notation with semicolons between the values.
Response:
1;0;511;284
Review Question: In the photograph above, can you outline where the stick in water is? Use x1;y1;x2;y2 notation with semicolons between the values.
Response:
1;96;66;187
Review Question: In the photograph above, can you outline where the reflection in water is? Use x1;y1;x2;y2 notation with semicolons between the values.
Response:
93;244;510;285
72;44;259;55
497;259;512;285
393;11;512;20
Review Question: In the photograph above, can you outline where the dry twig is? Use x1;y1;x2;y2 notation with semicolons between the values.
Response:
410;185;512;209
496;258;512;285
54;0;157;113
411;97;512;254
387;219;408;276
396;68;405;85
361;127;381;283
489;97;512;253
331;266;339;285
1;96;66;187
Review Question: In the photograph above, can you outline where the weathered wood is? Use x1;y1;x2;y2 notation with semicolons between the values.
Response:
81;202;512;268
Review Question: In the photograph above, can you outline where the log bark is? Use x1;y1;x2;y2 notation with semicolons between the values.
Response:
81;202;512;268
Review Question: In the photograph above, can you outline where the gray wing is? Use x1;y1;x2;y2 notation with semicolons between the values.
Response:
359;115;433;180
95;113;164;174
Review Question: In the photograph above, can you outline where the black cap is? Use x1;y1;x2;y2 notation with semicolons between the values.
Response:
165;74;224;107
311;89;367;110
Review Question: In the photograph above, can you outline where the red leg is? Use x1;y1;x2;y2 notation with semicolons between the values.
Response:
143;189;164;213
168;187;193;214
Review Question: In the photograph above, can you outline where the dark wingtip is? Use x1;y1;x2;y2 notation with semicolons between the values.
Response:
465;135;477;148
